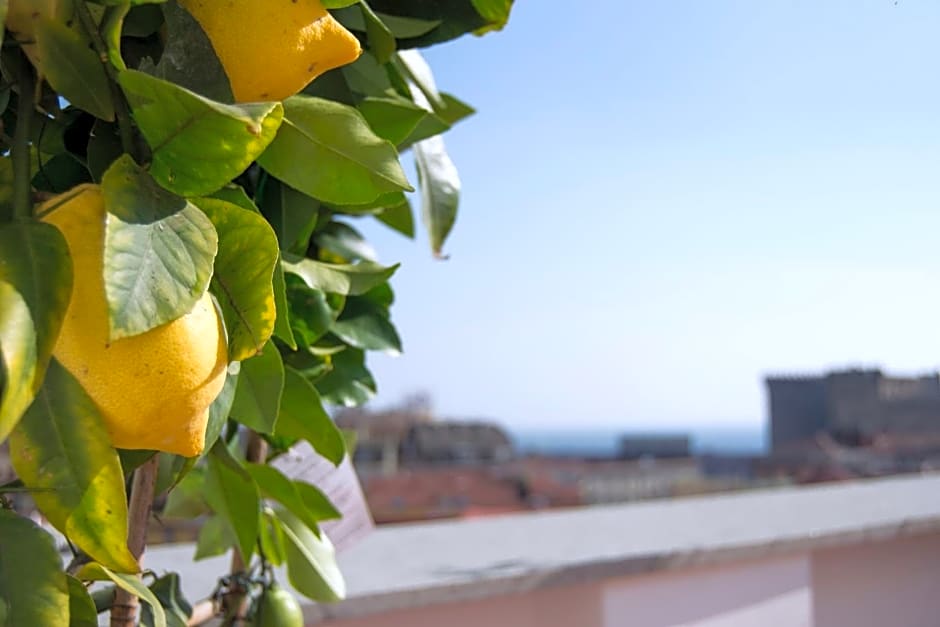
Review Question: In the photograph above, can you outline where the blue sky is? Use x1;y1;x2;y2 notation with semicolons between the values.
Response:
355;1;940;431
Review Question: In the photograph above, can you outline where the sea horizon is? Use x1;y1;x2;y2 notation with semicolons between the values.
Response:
509;424;768;458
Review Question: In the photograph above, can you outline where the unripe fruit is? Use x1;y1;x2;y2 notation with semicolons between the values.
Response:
254;584;304;627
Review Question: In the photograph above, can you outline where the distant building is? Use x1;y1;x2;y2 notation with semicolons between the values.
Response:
618;435;691;460
399;422;514;466
767;368;940;452
336;398;514;476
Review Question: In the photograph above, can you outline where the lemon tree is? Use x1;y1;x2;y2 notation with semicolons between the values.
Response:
0;1;513;625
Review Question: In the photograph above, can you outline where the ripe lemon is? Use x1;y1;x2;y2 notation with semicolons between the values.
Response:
40;185;227;457
179;0;362;103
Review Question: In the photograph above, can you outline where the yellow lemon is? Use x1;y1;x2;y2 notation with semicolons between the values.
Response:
179;0;362;103
40;185;227;457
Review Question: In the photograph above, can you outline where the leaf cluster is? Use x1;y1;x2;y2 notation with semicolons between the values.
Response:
0;0;512;624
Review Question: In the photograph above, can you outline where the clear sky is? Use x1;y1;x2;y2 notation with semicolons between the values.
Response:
355;1;940;432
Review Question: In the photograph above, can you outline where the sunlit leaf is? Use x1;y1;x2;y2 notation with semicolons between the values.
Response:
195;197;278;361
283;258;398;296
275;506;345;602
258;96;412;205
119;69;282;196
77;563;166;627
414;135;460;257
9;360;138;573
0;221;71;442
375;199;414;238
101;155;217;339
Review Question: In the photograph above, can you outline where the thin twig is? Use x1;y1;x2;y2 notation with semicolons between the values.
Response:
74;0;136;158
110;455;159;627
220;432;269;626
11;51;34;219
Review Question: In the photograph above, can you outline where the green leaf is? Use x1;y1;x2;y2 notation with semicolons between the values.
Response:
436;92;476;125
360;1;395;63
67;575;98;627
9;360;138;573
277;368;346;465
259;508;287;566
316;347;376;407
257;96;412;205
230;341;284;435
206;442;260;563
395;49;445;111
101;155;218;339
36;19;114;121
374;12;441;38
77;563;166;627
294;481;342;521
246;464;336;533
195;197;278;361
414;135;460;257
375;199;414;238
194;514;234;560
259;178;321;255
142;573;192;627
162;466;209;520
204;367;238;453
275;506;345;602
119;69;283;196
0;510;70;627
367;0;503;47
471;0;512;31
358;95;429;145
285;274;345;349
284;258;398;296
331;295;401;354
315;221;377;262
0;221;71;442
272;259;297;349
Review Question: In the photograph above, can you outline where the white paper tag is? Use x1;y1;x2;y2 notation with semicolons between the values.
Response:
272;441;374;552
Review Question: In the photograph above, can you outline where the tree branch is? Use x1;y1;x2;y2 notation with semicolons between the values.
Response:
110;455;159;627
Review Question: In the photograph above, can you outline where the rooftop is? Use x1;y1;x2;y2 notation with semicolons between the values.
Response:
145;472;940;623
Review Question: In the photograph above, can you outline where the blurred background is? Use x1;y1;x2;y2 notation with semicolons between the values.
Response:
329;1;940;525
